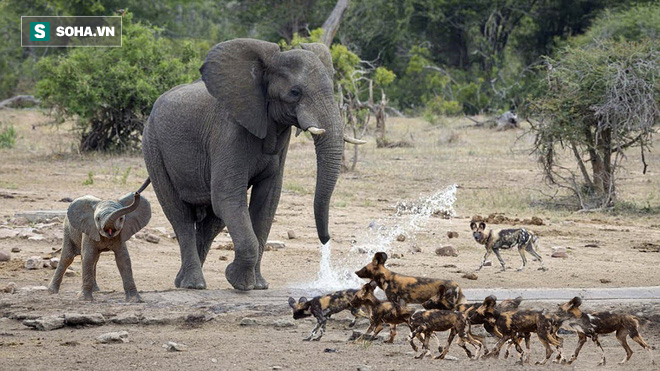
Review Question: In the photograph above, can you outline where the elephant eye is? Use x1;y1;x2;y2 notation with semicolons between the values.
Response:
289;88;302;98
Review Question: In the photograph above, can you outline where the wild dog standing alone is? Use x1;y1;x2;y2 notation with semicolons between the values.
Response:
470;221;546;272
355;252;466;309
350;281;415;343
475;296;562;365
408;309;483;360
555;297;655;366
288;289;364;341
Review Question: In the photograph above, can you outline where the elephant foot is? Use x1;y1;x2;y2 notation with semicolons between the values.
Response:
125;292;143;303
48;285;59;294
77;291;94;301
92;283;101;292
226;262;256;291
254;272;269;290
175;268;206;289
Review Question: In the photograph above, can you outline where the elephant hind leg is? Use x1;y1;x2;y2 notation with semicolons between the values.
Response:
195;211;225;266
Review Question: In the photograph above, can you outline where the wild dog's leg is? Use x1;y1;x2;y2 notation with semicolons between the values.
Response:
435;329;456;360
493;248;507;271
486;336;509;359
629;330;655;364
385;324;397;343
313;318;329;341
517;244;527;271
527;238;546;270
354;322;376;343
593;336;607;366
616;328;634;364
476;250;492;271
535;336;554;366
370;322;385;341
348;307;361;328
304;319;322;341
523;333;532;363
408;327;420;352
567;331;587;364
415;329;432;359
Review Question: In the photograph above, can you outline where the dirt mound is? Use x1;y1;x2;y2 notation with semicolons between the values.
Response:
633;242;660;253
471;213;544;226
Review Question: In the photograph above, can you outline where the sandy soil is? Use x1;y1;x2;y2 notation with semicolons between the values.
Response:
0;110;659;370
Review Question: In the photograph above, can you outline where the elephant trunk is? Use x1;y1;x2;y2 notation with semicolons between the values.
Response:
106;193;140;228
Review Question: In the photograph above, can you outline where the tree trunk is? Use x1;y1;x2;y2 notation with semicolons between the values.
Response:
320;0;350;46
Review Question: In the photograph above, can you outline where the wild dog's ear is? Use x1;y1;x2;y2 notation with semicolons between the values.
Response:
288;297;296;309
484;295;497;308
298;297;308;304
478;222;486;231
436;285;447;298
570;296;582;308
470;221;478;231
373;252;388;265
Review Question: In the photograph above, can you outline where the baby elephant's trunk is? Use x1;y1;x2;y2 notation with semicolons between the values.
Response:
106;193;140;228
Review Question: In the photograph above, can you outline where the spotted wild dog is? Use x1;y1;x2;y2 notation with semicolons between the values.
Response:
470;221;546;272
475;295;562;365
355;252;466;310
423;289;522;354
408;309;483;360
288;289;364;341
350;281;415;343
555;296;655;366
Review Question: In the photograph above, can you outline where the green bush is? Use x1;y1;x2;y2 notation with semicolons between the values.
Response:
576;3;660;44
0;124;17;149
36;13;204;152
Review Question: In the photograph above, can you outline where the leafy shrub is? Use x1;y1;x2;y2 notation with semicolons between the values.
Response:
0;124;17;148
36;13;204;152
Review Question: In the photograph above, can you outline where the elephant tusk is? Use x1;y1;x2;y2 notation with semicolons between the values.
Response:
344;135;367;145
307;127;326;135
295;128;303;137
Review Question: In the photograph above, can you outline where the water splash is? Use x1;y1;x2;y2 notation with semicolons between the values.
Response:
296;184;458;291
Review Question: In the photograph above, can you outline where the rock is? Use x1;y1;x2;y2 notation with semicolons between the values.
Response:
64;313;106;326
462;273;478;280
163;341;187;352
435;246;458;257
11;247;21;253
10;217;30;226
215;242;234;251
4;282;16;294
0;229;18;239
150;227;168;236
25;256;43;269
145;234;160;244
529;216;544;226
27;235;45;242
49;258;59;268
23;316;65;331
141;317;173;326
483;260;492;266
64;269;76;277
355;247;368;254
600;279;611;284
111;314;140;325
59;197;73;203
585;244;599;248
273;319;295;328
551;246;568;258
97;331;129;343
15;210;67;223
218;255;228;261
272;366;282;370
552;246;566;253
19;285;48;292
0;251;10;262
265;240;285;251
239;317;259;326
287;230;296;239
447;231;459;239
357;365;371;371
211;359;218;364
396;234;406;242
443;355;459;361
408;245;422;254
324;348;338;353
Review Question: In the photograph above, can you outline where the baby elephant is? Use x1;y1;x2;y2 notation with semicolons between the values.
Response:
48;192;151;302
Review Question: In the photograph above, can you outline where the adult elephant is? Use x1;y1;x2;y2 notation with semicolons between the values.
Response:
142;38;363;290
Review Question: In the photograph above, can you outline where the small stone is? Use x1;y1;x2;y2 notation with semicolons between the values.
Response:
64;313;106;326
10;217;30;226
356;247;368;254
211;359;218;363
266;241;285;251
150;227;168;236
462;273;478;280
272;366;281;370
49;258;59;268
357;365;371;371
324;348;338;353
0;229;18;239
59;197;73;203
396;234;406;242
585;244;599;248
64;269;76;277
443;355;459;361
11;247;21;253
0;251;10;262
163;341;187;352
145;234;160;244
435;246;458;257
25;256;43;269
600;279;611;284
483;260;492;266
273;319;295;328
27;235;45;242
240;317;258;326
23;316;65;331
4;282;16;294
447;231;459;239
111;314;140;324
408;245;422;254
287;230;296;239
19;285;48;292
141;317;172;326
97;331;129;343
215;242;234;251
551;252;568;258
219;255;228;261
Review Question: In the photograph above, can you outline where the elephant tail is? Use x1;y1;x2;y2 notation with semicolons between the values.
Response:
135;178;151;195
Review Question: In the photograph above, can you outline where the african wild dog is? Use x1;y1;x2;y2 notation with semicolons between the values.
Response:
408;309;483;360
350;281;415;343
354;252;466;310
475;295;563;365
423;288;523;354
288;289;364;341
470;221;546;272
555;296;655;366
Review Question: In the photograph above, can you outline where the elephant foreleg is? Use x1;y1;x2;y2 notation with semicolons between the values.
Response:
78;237;99;301
195;213;225;266
114;244;142;302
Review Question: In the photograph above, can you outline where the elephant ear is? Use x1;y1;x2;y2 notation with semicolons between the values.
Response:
200;38;280;140
67;195;101;242
300;43;335;77
118;193;151;242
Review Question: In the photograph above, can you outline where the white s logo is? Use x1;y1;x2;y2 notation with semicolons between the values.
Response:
35;24;46;38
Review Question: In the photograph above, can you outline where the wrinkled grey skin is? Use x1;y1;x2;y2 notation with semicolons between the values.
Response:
142;39;344;291
48;193;151;302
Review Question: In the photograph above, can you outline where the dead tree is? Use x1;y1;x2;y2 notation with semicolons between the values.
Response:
320;0;350;46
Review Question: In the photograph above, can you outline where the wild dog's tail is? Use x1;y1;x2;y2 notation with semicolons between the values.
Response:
135;178;151;195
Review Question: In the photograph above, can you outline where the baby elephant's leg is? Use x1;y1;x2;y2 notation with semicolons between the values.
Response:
48;236;78;294
114;244;142;302
78;239;99;301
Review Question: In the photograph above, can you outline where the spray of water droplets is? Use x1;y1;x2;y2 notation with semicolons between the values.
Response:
295;184;458;291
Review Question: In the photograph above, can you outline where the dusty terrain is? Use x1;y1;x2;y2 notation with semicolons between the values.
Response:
1;110;659;370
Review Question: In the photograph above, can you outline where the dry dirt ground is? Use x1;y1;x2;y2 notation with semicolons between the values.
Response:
1;110;659;370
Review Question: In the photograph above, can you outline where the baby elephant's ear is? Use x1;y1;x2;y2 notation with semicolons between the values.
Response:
67;195;102;241
118;193;151;242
